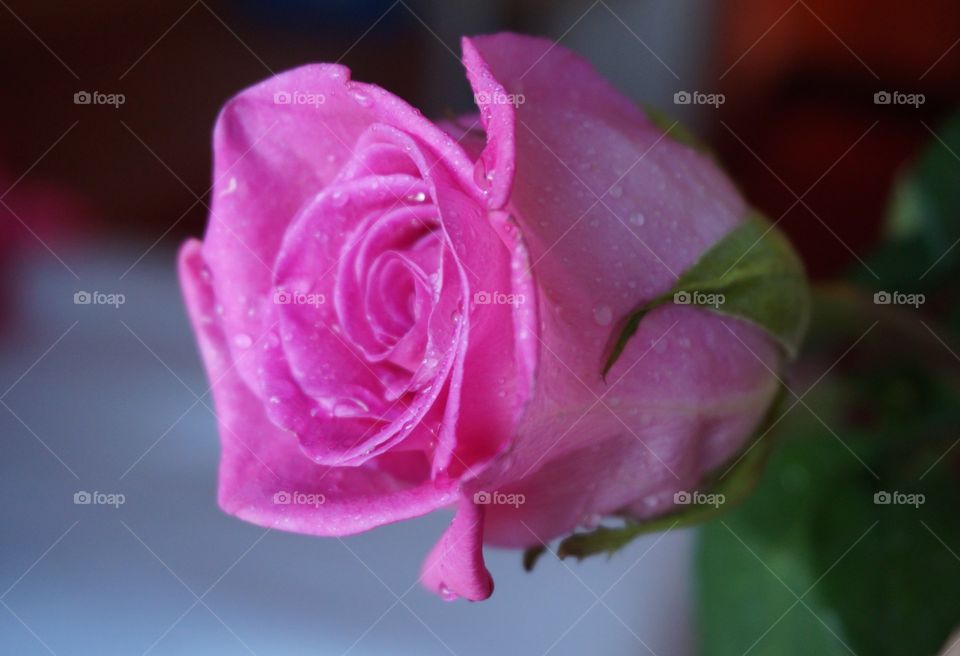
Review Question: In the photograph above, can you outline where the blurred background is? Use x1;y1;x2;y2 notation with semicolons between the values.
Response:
1;1;959;654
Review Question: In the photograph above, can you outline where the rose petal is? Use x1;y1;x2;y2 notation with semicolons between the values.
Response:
461;33;780;545
179;239;455;534
204;64;478;394
337;122;521;479
267;174;460;467
476;305;780;546
430;183;522;478
462;37;516;208
420;494;493;601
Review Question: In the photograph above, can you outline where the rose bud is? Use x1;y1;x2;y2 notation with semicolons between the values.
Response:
179;32;807;601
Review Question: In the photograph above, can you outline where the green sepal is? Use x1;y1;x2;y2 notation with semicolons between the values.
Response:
642;105;712;155
603;212;809;377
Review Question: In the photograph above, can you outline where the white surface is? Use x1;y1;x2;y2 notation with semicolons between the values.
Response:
0;244;695;655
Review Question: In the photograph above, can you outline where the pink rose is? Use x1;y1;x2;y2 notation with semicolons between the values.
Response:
179;33;785;601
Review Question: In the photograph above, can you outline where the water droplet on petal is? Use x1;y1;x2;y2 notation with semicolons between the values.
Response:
592;305;613;326
629;212;645;226
350;89;372;107
472;158;492;193
234;333;252;349
580;513;602;530
332;398;370;418
438;583;456;601
331;190;348;207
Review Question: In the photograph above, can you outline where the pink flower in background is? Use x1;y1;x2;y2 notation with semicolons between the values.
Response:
0;162;92;327
0;157;93;252
179;32;783;601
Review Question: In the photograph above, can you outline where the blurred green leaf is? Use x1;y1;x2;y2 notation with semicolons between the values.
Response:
697;373;960;656
861;112;960;289
693;110;960;656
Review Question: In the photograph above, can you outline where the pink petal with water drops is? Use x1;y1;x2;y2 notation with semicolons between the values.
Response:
461;33;781;546
179;239;456;535
421;494;493;601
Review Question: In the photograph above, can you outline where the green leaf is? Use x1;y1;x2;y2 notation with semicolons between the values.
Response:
861;111;960;289
697;395;858;656
531;389;786;564
604;212;810;376
642;105;712;154
698;366;960;656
